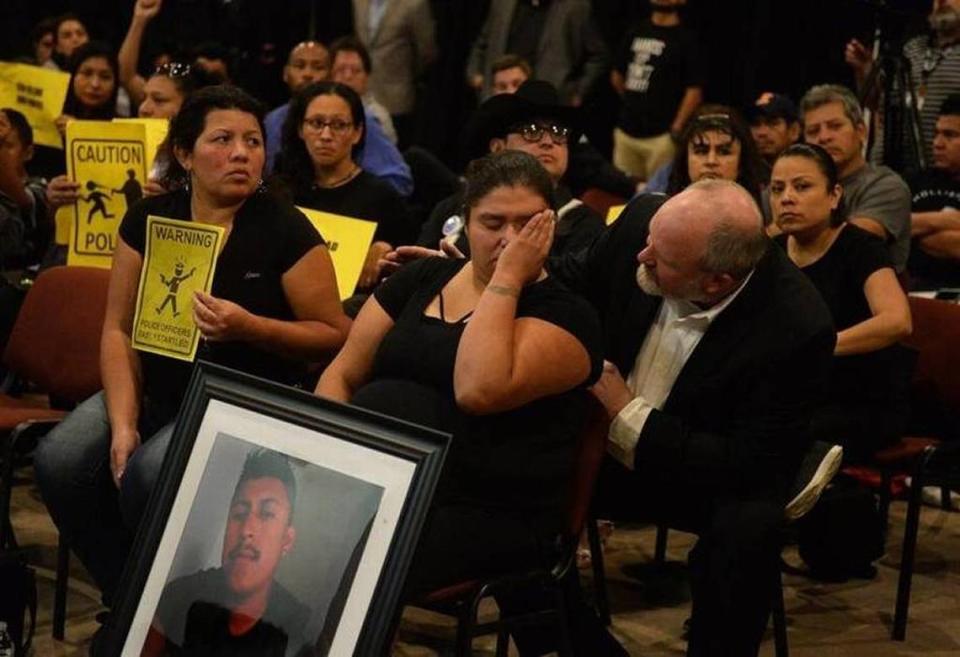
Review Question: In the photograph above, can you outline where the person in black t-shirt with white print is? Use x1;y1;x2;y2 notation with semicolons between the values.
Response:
909;93;960;290
611;0;703;180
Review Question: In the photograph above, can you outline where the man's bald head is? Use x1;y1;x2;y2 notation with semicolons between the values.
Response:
283;41;330;95
637;180;767;305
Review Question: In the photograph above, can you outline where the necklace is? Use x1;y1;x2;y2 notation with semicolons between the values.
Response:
315;164;361;189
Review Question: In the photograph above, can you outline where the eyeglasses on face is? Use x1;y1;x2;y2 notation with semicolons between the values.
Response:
154;62;192;78
302;117;354;134
509;121;570;145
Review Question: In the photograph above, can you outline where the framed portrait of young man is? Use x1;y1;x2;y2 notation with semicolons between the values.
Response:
102;362;449;657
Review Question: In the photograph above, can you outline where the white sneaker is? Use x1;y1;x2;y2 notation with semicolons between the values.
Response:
785;442;844;521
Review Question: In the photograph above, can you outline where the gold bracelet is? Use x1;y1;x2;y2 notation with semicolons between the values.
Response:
487;284;521;298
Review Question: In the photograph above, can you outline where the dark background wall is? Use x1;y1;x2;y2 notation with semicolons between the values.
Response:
0;0;932;164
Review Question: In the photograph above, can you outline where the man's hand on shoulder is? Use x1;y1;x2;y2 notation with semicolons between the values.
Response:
590;360;634;421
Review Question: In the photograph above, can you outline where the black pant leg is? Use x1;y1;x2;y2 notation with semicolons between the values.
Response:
593;456;784;657
686;498;783;657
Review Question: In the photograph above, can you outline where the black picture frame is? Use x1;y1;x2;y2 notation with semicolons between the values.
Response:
102;361;449;657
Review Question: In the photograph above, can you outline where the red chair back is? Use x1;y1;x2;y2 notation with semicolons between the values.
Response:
565;396;611;538
580;188;627;219
904;297;960;413
2;266;110;403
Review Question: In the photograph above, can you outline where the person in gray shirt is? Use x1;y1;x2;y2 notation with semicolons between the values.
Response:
800;84;912;273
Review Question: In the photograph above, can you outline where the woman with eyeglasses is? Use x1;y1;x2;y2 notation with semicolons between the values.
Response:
276;81;413;292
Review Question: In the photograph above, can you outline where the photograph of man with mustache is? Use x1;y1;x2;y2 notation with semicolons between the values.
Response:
141;448;312;657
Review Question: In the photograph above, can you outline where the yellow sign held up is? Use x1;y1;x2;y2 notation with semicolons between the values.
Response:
113;118;169;171
606;204;626;226
132;216;224;362
297;207;377;299
0;62;70;149
65;121;149;268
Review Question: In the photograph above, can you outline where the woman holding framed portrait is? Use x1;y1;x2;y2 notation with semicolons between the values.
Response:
316;150;604;649
35;85;351;611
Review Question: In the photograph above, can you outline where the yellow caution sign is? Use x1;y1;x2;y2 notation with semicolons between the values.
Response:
113;117;169;170
131;216;224;362
606;204;626;226
297;207;377;299
0;62;70;149
65;121;149;268
54;206;71;246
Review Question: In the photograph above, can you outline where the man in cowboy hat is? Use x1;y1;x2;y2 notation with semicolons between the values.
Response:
409;79;605;259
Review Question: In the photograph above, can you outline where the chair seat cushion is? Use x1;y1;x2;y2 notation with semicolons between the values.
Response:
420;580;481;606
0;405;66;430
0;393;48;408
873;437;940;466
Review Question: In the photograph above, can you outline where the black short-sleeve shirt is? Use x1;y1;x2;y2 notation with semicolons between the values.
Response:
293;170;413;247
119;189;323;416
353;257;604;527
616;21;703;138
776;224;898;401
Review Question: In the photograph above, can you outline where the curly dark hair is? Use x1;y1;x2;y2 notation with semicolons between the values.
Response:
666;104;766;204
275;81;367;196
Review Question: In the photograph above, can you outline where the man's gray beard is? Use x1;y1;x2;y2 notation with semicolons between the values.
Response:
930;8;960;37
636;264;664;296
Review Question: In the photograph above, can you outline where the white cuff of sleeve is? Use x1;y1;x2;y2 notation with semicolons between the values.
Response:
606;395;654;470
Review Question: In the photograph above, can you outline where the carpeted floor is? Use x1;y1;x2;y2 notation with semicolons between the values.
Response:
8;468;960;656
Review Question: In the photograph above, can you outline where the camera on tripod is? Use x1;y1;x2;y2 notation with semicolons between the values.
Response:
852;0;929;177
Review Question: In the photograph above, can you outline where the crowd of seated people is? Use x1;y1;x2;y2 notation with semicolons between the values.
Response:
3;1;960;656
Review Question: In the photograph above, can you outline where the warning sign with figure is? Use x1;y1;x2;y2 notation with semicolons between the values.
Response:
66;120;149;268
131;216;224;362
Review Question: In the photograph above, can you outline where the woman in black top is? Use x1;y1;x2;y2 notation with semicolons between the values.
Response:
276;82;411;291
34;85;351;606
59;41;122;130
317;151;603;603
770;143;912;461
42;42;124;196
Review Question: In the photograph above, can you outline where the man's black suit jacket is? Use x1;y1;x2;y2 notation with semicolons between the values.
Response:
552;194;837;500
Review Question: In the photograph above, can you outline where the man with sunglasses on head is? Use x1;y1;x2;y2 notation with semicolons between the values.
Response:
410;80;605;259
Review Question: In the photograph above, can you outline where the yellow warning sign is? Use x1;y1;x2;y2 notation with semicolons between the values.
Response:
297;206;377;299
131;216;224;362
65;121;149;268
0;62;70;149
606;204;626;226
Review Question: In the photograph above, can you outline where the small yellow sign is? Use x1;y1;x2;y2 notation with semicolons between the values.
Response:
0;62;70;149
113;117;169;171
65;121;149;268
131;216;224;362
297;207;377;299
606;204;626;226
